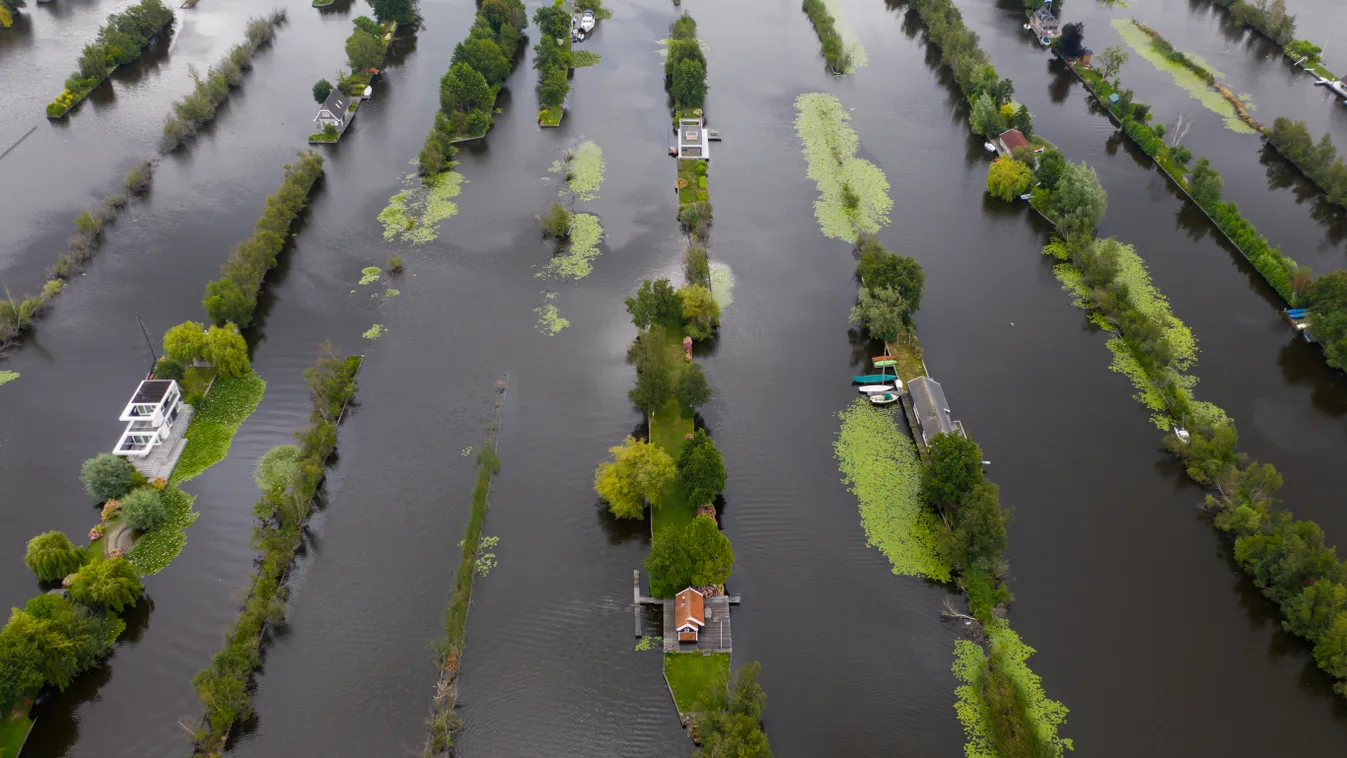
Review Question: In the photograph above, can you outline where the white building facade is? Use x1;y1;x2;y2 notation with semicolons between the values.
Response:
113;379;183;458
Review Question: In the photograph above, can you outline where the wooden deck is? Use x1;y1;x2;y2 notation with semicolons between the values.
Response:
634;571;734;652
899;393;930;463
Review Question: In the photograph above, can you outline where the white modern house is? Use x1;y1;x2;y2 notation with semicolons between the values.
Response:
113;379;183;458
314;90;350;130
677;117;709;160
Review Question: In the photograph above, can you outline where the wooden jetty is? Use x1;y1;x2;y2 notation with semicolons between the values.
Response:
633;570;738;653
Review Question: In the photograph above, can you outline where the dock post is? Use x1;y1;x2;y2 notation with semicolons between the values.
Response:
633;570;642;637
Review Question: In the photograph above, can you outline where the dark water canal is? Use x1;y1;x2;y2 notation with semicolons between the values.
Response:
4;0;1347;755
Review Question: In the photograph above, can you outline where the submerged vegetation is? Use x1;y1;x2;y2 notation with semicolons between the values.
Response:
161;12;287;152
171;371;268;484
801;0;865;74
534;141;608;325
953;625;1074;757
379;170;465;244
191;347;360;756
793;93;892;242
425;377;506;755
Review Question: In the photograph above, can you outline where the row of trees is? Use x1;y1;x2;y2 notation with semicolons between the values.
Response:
625;277;720;345
849;234;924;344
157;321;251;379
532;2;572;117
192;346;361;754
1266;117;1347;209
416;0;527;173
665;14;707;112
1214;0;1297;46
202;150;325;326
801;0;851;74
162;12;287;153
47;0;175;117
690;662;772;757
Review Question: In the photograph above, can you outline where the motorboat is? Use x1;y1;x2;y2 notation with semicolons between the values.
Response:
870;392;900;406
984;141;997;152
857;384;895;395
579;10;595;32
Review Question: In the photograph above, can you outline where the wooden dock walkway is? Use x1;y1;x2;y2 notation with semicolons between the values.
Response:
634;571;734;652
899;393;930;463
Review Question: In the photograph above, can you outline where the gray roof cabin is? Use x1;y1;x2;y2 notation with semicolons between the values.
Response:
907;375;965;447
314;90;349;128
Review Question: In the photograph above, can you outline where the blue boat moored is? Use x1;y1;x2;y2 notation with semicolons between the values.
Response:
852;374;893;384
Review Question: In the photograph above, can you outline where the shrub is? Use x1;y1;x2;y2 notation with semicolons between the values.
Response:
387;255;404;274
67;557;143;613
80;453;137;502
313;78;334;103
24;531;85;582
683;244;710;287
120;487;170;531
154;357;186;381
540;202;571;238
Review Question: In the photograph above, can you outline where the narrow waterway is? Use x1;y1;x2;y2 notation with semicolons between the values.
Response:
6;0;1347;754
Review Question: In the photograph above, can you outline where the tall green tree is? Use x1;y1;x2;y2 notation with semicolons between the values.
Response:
532;3;570;39
849;286;909;343
678;284;720;340
676;362;712;410
440;62;491;113
855;235;924;312
368;0;419;26
693;662;773;758
944;480;1009;574
920;433;984;521
969;93;1004;139
163;321;208;363
1035;148;1066;190
67;558;143;614
453;37;509;86
594;436;676;519
986;158;1033;202
1097;45;1128;78
345;29;385;72
539;65;570;107
645;514;735;596
678;429;726;506
629;353;674;414
204;324;250;378
625;279;682;329
1187;158;1224;208
671;58;707;109
1049;160;1108;237
79;453;138;502
24;532;85;583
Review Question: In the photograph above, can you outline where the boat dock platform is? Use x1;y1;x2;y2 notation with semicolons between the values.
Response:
633;570;739;653
1284;308;1318;343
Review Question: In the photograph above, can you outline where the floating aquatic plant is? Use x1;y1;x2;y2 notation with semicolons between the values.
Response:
474;535;499;577
1111;19;1254;134
635;636;662;651
535;292;569;335
835;398;950;581
709;262;735;309
953;623;1074;758
538;212;604;280
794;93;893;242
359;266;381;285
363;324;384;339
572;50;601;67
126;486;198;575
378;171;465;244
461;446;474;457
821;0;868;69
550;141;606;202
0;370;18;387
171;371;267;485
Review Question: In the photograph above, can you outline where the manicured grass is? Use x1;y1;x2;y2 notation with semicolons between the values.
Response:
885;336;927;383
664;652;731;713
676;160;699;205
84;537;107;564
171;370;266;485
650;396;696;536
539;103;564;127
308;132;340;143
0;708;32;758
1303;59;1337;80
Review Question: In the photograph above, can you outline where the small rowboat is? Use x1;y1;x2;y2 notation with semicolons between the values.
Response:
870;392;899;405
852;373;892;383
857;384;895;395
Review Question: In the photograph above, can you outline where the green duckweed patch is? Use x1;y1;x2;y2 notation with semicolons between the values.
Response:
359;266;381;285
952;623;1074;758
794;93;893;242
171;370;266;485
378;170;465;244
538;212;604;280
363;324;384;340
551;141;606;202
535;292;569;335
572;50;601;67
835;398;950;581
126;486;198;575
0;370;18;387
822;0;868;69
709;262;735;309
1111;19;1254;134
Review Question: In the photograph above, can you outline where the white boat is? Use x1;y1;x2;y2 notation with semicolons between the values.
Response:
579;11;595;32
857;383;895;395
984;141;997;152
870;392;900;406
575;29;585;41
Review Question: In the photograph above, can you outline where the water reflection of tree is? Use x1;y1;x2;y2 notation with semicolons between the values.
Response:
1047;58;1078;104
1277;339;1347;416
1260;143;1347;248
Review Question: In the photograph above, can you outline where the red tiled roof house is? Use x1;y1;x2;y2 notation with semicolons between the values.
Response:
675;587;705;643
997;129;1032;155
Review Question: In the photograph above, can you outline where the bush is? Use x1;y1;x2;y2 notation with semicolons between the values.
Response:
80;453;137;502
313;78;333;103
154;357;186;380
24;531;85;582
540;202;571;238
120;487;170;531
387;255;404;274
67;557;142;613
684;244;710;287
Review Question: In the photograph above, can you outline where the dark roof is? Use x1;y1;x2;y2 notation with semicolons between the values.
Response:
999;129;1030;152
318;90;349;121
907;376;955;445
132;379;174;405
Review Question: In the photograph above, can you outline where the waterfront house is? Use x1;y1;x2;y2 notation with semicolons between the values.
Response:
998;129;1032;155
907;376;965;447
113;379;183;458
677;117;710;160
1080;48;1094;68
1028;6;1060;42
674;587;705;642
314;90;349;130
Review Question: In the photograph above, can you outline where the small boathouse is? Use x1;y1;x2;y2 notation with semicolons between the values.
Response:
906;375;965;447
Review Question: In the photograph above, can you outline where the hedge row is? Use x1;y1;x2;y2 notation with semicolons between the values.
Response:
47;0;175;118
801;0;851;74
202;151;325;327
190;348;361;756
416;0;527;177
161;11;287;153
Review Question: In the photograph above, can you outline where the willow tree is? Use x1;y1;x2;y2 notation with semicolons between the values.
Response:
24;532;85;582
68;558;143;614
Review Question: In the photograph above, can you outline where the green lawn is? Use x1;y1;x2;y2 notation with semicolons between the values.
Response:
664;652;730;713
539;104;564;127
650;395;696;537
84;536;106;564
884;336;927;382
0;708;32;758
677;160;699;205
